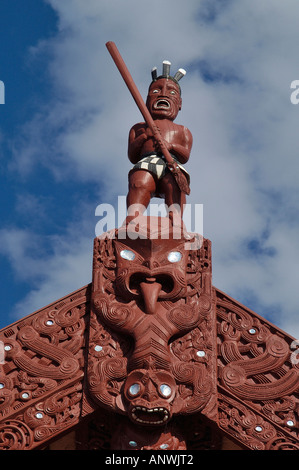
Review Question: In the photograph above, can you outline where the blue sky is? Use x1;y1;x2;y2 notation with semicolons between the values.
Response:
0;0;58;325
0;0;299;339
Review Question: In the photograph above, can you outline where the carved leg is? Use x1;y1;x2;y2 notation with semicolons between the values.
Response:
159;172;187;235
159;172;186;212
126;170;157;220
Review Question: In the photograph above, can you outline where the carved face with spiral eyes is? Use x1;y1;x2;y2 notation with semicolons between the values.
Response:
113;237;189;314
123;369;177;426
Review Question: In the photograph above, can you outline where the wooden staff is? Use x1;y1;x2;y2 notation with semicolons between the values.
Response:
106;41;190;195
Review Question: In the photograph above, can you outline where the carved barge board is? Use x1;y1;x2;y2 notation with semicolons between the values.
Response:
215;288;299;450
0;285;91;450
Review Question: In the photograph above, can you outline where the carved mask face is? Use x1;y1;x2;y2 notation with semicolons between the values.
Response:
146;78;182;121
124;370;177;426
114;237;188;314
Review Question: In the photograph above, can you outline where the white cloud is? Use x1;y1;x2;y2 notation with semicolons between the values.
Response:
5;0;299;338
0;224;92;320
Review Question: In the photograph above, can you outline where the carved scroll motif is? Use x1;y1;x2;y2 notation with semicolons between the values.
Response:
218;392;299;450
0;420;33;450
0;286;90;450
216;290;299;447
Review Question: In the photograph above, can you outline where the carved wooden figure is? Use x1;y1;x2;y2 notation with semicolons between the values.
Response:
127;69;193;217
105;42;193;220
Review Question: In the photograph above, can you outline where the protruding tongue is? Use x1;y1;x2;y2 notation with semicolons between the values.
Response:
140;278;162;315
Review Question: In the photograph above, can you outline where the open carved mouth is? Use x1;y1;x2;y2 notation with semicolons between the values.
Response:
129;273;174;295
154;99;170;109
131;406;170;425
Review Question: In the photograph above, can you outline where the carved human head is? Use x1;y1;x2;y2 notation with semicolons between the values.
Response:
146;60;185;121
146;78;182;121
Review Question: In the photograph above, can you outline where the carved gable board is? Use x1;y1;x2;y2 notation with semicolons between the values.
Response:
0;285;90;450
215;288;299;450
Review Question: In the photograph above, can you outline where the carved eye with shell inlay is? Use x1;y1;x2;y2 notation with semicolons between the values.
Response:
120;249;135;261
128;383;141;397
167;251;182;263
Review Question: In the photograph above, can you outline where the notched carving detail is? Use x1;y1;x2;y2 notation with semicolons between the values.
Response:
0;286;89;449
216;290;299;447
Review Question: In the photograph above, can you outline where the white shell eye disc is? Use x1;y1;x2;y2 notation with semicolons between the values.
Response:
167;251;182;263
160;384;172;398
129;383;141;396
120;249;135;261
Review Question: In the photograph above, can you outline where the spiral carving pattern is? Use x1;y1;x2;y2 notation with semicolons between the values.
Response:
101;357;127;380
267;336;289;358
0;421;33;450
222;365;246;387
217;290;299;449
94;294;131;329
167;305;199;331
0;286;88;449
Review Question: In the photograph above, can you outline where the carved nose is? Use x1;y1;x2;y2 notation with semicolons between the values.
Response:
143;259;158;270
139;278;162;315
142;378;159;402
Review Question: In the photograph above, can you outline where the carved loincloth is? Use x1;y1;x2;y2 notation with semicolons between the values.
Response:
131;153;190;183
